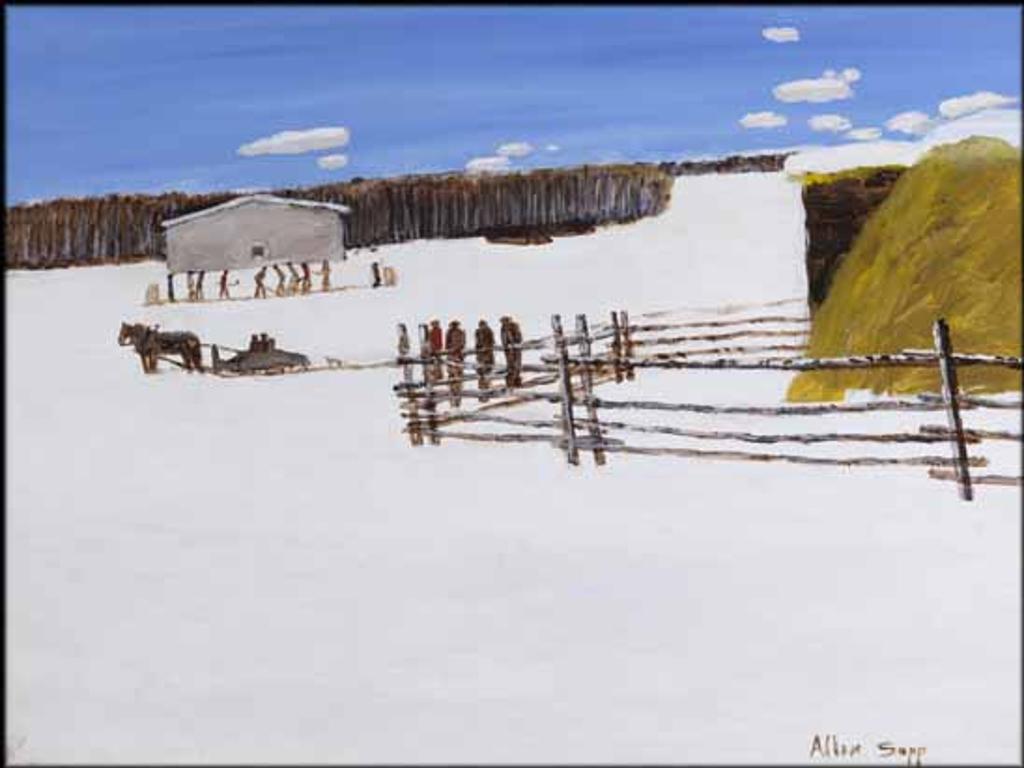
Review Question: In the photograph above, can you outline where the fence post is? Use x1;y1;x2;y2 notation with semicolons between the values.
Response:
610;310;624;383
576;314;607;466
620;309;635;380
551;314;580;466
419;323;440;446
398;323;422;447
932;318;972;501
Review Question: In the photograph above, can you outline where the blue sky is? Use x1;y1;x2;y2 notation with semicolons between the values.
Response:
6;6;1021;203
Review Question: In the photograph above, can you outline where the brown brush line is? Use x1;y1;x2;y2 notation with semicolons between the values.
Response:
927;469;1021;486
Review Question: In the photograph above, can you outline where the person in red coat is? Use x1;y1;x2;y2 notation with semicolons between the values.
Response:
428;319;444;382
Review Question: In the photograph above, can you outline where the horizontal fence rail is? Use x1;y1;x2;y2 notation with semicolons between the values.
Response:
393;307;1023;502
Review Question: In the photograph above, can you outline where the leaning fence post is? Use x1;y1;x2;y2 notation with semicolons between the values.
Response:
932;318;973;501
398;323;422;447
610;310;624;383
576;314;607;466
419;323;440;446
551;314;580;466
620;309;635;380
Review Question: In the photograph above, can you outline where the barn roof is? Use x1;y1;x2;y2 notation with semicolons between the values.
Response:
161;194;351;229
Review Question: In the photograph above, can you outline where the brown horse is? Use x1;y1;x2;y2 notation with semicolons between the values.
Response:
118;322;203;372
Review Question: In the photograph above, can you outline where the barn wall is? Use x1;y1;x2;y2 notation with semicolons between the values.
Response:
166;202;345;273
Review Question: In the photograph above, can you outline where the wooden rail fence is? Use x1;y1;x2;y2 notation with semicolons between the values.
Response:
393;305;1022;501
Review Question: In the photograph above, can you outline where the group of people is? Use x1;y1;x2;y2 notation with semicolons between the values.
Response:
253;260;328;299
178;260;329;303
173;258;397;303
422;315;524;405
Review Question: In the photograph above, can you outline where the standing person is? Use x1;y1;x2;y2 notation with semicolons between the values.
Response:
300;262;312;294
195;270;206;300
320;259;331;292
371;261;382;288
273;264;287;296
286;262;302;295
500;315;524;388
219;270;230;300
428;319;444;383
186;270;197;302
444;320;466;407
475;319;496;398
254;266;268;299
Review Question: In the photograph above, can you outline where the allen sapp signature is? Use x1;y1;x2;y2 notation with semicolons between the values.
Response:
810;733;927;766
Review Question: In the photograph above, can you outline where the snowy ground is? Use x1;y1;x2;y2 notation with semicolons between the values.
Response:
7;173;1020;764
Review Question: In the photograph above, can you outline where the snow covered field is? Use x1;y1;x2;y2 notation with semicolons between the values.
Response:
7;173;1020;763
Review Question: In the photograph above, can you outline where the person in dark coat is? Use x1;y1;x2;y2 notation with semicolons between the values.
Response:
219;270;230;300
273;264;287;296
475;319;496;396
286;262;301;295
254;266;268;299
500;315;524;387
371;261;382;288
300;262;312;294
195;270;206;300
445;320;466;406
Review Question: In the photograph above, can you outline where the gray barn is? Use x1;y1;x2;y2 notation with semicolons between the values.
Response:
161;194;351;274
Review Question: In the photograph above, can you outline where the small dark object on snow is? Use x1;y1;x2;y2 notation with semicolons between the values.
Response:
211;333;310;375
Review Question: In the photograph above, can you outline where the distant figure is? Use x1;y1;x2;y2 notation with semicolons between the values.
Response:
300;262;312;294
273;264;287;296
286;262;302;295
382;265;397;287
445;320;466;407
186;270;197;302
219;270;230;300
475;319;496;397
320;259;331;292
500;315;524;388
195;270;206;300
428;319;444;383
371;261;382;288
254;266;268;299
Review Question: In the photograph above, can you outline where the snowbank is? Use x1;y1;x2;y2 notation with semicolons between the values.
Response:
785;108;1022;174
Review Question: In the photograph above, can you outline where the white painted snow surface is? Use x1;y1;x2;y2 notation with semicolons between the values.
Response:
7;173;1020;763
785;108;1022;174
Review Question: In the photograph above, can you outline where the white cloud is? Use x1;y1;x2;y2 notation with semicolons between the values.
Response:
545;144;561;152
762;26;799;43
465;155;512;174
808;114;852;133
237;126;350;156
316;154;349;170
884;110;935;136
496;141;534;158
739;111;788;129
785;107;1021;175
845;127;882;141
773;69;858;103
938;90;1018;119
